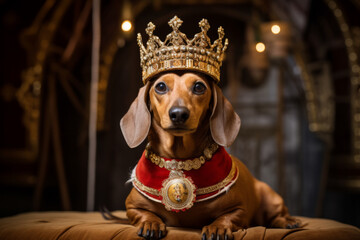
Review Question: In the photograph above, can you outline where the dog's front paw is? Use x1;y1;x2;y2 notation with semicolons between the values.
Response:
270;216;301;229
137;221;167;239
201;224;233;240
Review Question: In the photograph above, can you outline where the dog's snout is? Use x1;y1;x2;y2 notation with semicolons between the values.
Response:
169;107;190;124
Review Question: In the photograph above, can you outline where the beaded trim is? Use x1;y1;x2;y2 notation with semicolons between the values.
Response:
145;143;219;171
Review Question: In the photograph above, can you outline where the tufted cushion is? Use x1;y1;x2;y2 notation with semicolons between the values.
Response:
0;211;359;240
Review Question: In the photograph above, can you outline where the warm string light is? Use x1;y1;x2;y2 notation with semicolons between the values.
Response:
255;42;266;53
271;24;281;34
121;20;132;32
254;24;282;54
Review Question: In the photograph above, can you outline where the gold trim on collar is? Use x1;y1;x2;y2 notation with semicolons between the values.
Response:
145;143;219;171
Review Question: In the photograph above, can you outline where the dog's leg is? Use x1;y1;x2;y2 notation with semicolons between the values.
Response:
268;206;300;229
127;208;167;239
201;208;248;240
256;181;301;229
126;190;167;239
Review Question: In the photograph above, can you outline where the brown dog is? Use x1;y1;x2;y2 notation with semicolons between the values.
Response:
120;71;300;240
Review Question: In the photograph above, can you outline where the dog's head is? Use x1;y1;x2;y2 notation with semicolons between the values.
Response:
149;72;212;136
120;72;240;148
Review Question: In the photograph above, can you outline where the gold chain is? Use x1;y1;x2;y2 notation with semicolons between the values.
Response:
145;143;218;171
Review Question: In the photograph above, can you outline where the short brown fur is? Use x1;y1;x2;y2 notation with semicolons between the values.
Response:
120;72;300;239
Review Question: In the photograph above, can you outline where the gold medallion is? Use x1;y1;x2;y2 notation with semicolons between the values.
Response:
161;170;196;211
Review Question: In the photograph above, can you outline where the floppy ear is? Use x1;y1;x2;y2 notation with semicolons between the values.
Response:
120;82;151;148
210;84;241;147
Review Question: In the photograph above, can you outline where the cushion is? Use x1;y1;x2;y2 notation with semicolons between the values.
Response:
0;211;359;240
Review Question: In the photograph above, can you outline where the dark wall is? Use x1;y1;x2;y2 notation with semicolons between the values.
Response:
0;0;359;228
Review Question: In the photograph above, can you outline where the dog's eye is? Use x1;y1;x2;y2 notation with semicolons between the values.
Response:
192;82;206;95
155;82;168;94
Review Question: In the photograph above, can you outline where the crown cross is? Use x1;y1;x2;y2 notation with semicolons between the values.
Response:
137;16;228;84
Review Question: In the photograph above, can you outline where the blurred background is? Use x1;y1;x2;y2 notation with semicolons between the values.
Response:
0;0;359;227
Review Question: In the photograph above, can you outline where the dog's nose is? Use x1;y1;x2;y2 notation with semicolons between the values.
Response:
169;107;190;124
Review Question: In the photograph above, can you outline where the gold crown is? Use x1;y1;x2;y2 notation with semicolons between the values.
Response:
137;16;228;84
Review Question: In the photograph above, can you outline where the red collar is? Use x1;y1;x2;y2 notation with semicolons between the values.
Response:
134;146;237;203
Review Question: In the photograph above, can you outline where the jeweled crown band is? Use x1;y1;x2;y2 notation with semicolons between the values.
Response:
140;52;221;84
137;16;228;84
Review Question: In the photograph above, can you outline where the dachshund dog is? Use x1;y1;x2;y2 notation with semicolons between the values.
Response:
120;71;300;240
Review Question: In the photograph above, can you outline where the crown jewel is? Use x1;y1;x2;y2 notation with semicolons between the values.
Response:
137;16;228;84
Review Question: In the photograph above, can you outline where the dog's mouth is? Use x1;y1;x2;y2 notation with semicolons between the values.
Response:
165;126;196;134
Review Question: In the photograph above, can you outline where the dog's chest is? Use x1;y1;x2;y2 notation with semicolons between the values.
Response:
131;147;239;212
